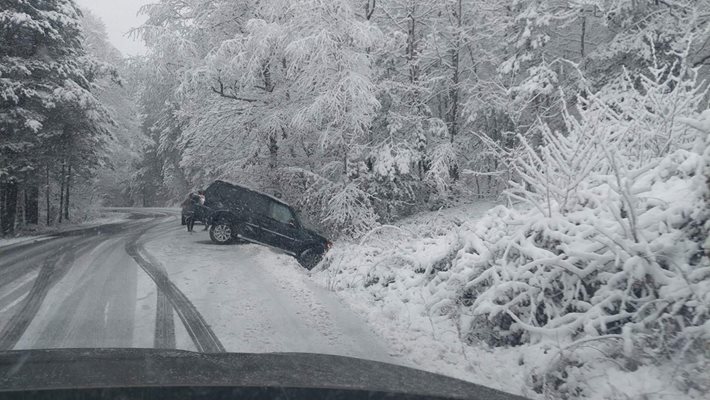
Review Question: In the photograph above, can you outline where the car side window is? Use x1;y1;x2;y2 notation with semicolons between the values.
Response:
270;202;295;225
247;193;269;215
222;187;246;210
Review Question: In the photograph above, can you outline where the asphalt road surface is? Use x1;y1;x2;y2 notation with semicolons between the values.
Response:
0;209;393;363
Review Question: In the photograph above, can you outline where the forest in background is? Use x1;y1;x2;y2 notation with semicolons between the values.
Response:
0;2;142;235
129;0;710;238
2;0;710;238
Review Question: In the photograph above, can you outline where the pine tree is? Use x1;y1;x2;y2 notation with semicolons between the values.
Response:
0;0;111;234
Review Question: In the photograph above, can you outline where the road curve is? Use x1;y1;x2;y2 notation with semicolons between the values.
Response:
0;209;393;365
0;209;222;352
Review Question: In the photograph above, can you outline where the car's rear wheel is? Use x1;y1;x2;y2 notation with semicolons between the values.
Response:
209;221;233;244
297;247;324;270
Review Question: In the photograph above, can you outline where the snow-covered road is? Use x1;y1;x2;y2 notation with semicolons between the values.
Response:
0;209;394;364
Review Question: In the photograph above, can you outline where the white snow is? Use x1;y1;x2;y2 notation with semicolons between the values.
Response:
0;235;52;249
312;197;710;399
312;202;541;394
15;235;140;349
0;210;132;250
141;222;398;364
132;264;157;349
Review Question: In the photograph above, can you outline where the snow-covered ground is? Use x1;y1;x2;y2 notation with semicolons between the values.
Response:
312;202;539;393
141;222;399;364
313;201;708;400
0;235;53;249
0;209;133;249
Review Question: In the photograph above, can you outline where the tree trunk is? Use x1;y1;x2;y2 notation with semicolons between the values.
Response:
0;183;3;233
446;0;463;182
24;183;39;225
448;0;462;143
1;180;18;236
58;162;65;224
46;165;51;226
365;0;376;20
580;16;587;58
268;133;278;170
268;132;279;188
64;163;71;221
406;6;419;84
19;189;25;227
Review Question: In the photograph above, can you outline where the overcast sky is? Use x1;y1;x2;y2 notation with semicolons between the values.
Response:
76;0;149;56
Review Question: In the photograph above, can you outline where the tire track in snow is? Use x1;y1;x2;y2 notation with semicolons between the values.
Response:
133;221;177;350
125;223;224;353
0;239;86;350
154;289;176;349
0;237;75;287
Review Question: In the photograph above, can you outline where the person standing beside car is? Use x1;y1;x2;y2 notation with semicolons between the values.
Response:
184;189;212;233
196;190;210;231
185;192;202;233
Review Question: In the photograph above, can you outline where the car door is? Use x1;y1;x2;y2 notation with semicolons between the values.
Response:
259;200;302;253
237;191;268;242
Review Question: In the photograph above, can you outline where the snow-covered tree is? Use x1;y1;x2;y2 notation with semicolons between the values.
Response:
134;0;385;234
0;0;112;234
81;10;146;207
130;0;710;240
450;45;709;397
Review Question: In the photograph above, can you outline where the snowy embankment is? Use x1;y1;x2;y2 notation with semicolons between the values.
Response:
314;202;542;396
0;235;53;249
314;115;709;399
315;197;708;399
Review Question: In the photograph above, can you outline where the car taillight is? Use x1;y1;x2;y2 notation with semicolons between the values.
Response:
326;241;333;250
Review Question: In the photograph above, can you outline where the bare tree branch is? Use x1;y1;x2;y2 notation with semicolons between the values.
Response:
210;77;262;103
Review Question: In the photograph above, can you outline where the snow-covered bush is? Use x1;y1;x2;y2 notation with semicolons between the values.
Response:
444;58;710;396
318;53;709;399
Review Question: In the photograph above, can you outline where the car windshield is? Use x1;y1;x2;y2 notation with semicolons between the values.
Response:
1;1;708;400
269;202;296;225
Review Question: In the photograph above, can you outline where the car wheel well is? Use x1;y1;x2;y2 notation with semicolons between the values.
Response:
297;246;325;270
299;244;325;256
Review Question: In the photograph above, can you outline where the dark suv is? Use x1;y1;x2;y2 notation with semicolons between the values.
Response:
204;180;331;269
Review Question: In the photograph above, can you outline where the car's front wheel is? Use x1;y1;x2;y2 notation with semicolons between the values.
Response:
209;221;233;244
297;247;324;270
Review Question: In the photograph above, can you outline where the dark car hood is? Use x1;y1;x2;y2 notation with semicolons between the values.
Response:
0;349;525;400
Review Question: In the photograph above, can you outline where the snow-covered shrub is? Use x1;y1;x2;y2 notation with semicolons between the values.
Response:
280;167;380;238
444;58;710;396
322;182;380;238
317;54;709;399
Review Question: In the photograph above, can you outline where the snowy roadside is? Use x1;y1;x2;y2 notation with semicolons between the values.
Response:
0;235;54;249
0;209;134;249
311;200;707;400
310;202;539;394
